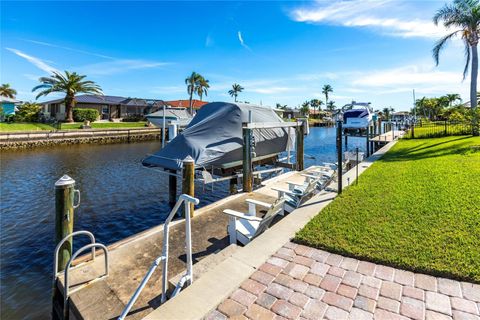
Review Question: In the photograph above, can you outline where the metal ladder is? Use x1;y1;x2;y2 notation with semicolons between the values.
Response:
118;194;200;320
53;230;109;320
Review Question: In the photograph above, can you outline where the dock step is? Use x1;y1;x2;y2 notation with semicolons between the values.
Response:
169;244;239;290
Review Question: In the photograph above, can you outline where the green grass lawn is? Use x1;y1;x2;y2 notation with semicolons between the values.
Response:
60;122;147;130
405;122;472;138
0;122;56;132
0;122;148;132
295;136;480;282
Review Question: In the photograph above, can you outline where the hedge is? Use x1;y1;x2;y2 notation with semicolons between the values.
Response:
73;108;99;122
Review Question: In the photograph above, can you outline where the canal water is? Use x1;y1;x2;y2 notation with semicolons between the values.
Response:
0;127;366;319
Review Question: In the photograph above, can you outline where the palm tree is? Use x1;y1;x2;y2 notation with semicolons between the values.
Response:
196;76;210;101
444;93;462;106
185;71;201;114
322;84;333;106
33;71;102;123
433;0;480;135
0;84;17;98
276;103;287;109
326;101;336;111
309;99;322;118
228;83;244;102
300;100;310;116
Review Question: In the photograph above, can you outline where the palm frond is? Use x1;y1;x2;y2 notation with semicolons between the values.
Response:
463;40;472;79
432;30;462;65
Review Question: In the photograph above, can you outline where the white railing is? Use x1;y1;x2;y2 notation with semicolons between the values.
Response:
118;194;199;320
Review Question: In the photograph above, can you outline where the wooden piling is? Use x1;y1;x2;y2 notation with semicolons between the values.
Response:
182;156;195;217
242;127;253;193
296;121;305;171
229;177;238;194
168;170;177;206
54;175;78;272
366;125;370;157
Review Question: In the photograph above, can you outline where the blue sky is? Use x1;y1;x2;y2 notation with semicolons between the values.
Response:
0;0;469;111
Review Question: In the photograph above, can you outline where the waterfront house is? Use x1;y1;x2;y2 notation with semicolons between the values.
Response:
0;97;21;117
165;99;208;110
41;95;166;121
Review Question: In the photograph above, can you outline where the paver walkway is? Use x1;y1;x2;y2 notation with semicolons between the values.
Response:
206;242;480;320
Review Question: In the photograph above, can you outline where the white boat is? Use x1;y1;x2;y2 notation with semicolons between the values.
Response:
146;107;193;128
343;102;373;129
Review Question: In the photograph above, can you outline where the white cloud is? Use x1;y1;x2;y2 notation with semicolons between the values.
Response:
21;38;115;60
237;31;252;51
250;87;295;94
6;48;58;74
290;0;448;38
150;85;185;94
205;34;214;47
78;59;170;76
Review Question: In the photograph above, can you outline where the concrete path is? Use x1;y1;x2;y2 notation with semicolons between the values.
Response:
208;242;480;320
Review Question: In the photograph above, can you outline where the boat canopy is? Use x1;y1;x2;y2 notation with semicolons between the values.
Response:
142;102;293;171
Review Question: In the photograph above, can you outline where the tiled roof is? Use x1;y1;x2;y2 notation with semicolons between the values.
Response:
166;100;208;109
41;94;164;106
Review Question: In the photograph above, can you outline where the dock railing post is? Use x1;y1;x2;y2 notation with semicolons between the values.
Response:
242;126;253;193
182;156;195;218
168;170;177;207
366;125;370;157
336;121;343;194
55;175;79;272
296;120;305;171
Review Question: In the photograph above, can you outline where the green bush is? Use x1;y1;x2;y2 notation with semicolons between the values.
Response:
122;114;145;122
14;103;42;122
73;108;99;122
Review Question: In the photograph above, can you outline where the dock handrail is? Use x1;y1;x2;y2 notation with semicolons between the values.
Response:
118;194;199;320
63;243;109;320
53;230;95;279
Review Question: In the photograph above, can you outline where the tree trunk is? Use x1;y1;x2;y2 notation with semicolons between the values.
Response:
65;95;74;123
471;43;479;136
189;91;193;115
234;94;237;102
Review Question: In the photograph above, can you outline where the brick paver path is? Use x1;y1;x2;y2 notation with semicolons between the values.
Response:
206;242;480;320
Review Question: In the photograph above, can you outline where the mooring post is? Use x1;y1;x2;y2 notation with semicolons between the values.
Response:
344;134;348;149
168;170;177;207
336;121;343;194
182;156;195;218
242;126;253;193
366;125;370;157
55;175;78;272
229;177;238;194
296;120;305;171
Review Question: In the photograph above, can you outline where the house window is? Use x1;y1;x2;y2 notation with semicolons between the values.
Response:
102;106;109;114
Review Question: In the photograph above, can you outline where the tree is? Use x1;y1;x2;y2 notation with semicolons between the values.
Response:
196;76;210;101
326;101;336;111
14;102;42;122
309;99;323;118
300;100;310;116
382;107;392;120
185;71;201;114
444;93;462;106
0;84;17;99
33;71;102;123
228;83;244;102
322;84;333;106
433;0;480;135
276;103;287;109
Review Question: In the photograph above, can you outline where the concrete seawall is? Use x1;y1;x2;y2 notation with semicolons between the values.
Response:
0;127;162;150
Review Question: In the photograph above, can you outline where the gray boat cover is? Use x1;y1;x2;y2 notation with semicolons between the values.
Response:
142;102;293;170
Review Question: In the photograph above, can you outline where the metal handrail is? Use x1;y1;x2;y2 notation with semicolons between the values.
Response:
63;243;109;320
118;194;199;320
53;230;95;279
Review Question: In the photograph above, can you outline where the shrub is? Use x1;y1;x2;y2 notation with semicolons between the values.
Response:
122;114;145;122
73;108;99;122
14;102;42;122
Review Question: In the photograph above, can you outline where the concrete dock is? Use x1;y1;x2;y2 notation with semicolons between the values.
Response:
371;130;405;143
57;169;315;319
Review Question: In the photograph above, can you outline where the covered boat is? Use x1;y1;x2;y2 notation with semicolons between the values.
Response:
142;102;293;171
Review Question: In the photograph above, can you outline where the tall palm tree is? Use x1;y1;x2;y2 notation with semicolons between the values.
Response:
322;84;333;106
228;83;244;102
185;71;201;114
0;84;17;99
300;100;310;116
196;76;210;101
32;71;102;123
433;0;480;135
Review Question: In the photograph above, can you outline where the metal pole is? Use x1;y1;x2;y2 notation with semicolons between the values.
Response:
182;156;195;218
184;201;193;286
336;121;343;194
366;125;370;157
54;175;79;272
162;105;166;147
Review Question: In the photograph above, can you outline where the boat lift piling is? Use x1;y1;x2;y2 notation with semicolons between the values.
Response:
336;121;343;194
182;156;195;217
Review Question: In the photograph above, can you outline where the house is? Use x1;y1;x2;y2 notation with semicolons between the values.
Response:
0;97;21;116
165;99;208;110
41;95;166;120
392;111;410;122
